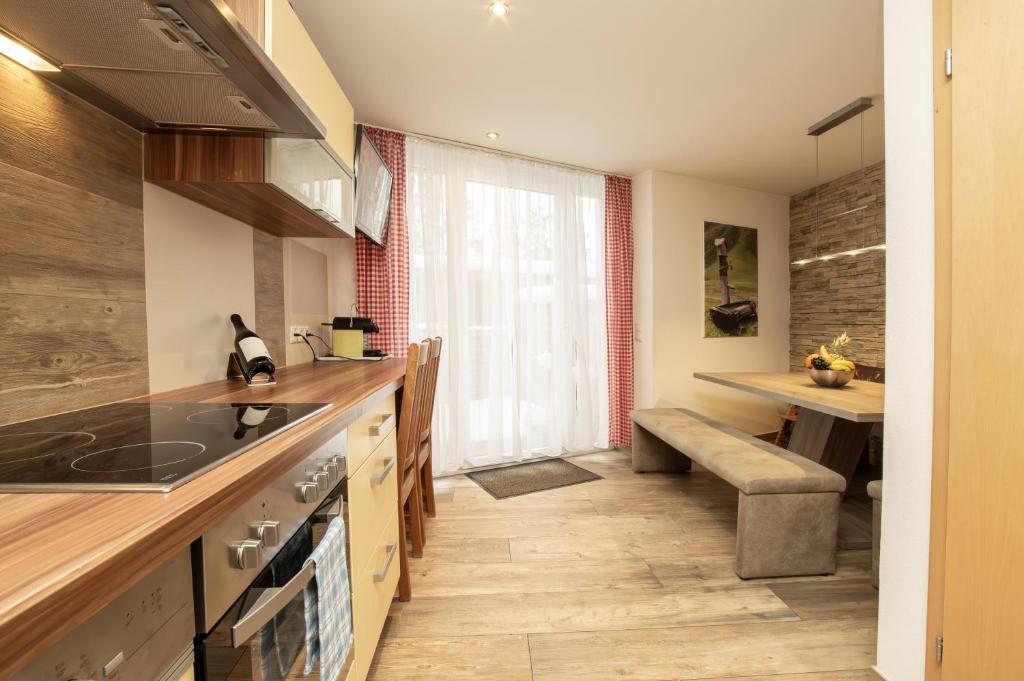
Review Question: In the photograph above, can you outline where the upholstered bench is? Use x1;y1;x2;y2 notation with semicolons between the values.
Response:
631;408;847;578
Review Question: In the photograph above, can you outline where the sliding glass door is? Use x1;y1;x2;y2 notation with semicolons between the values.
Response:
407;138;608;473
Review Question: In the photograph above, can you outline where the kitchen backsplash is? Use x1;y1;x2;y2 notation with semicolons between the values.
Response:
789;161;886;370
0;59;148;426
0;59;355;421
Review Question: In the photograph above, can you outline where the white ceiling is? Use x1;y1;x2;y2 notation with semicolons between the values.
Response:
293;0;884;196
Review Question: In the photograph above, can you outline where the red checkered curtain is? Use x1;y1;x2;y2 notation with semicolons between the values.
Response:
356;127;409;356
604;175;634;446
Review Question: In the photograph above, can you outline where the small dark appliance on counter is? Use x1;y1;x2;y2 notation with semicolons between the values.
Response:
302;316;388;362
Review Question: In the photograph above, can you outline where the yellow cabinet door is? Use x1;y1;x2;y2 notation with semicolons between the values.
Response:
347;428;399;578
265;0;356;168
351;513;402;681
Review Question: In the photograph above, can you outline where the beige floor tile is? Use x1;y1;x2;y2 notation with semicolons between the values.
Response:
415;537;512;563
649;550;873;589
388;583;798;638
528;618;877;681
409;558;661;597
768;578;879;621
368;634;532;681
381;453;878;678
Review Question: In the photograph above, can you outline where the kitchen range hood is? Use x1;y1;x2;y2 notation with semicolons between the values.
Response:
0;0;324;137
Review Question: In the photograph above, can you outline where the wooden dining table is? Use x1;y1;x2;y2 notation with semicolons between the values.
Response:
694;371;884;483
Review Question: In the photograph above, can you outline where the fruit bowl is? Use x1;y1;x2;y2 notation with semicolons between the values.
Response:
809;368;854;388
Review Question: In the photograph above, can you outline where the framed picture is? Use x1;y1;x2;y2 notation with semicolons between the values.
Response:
703;221;758;337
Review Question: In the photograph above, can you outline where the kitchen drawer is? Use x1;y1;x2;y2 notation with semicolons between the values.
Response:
351;513;401;681
348;428;399;578
348;393;397;473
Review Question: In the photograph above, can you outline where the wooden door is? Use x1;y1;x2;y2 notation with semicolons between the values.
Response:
934;0;1024;675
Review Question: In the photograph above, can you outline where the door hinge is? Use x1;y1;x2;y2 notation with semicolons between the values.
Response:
944;48;953;78
936;634;944;664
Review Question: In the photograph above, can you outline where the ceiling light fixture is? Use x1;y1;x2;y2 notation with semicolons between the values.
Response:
0;32;59;72
488;1;510;17
486;131;500;140
793;97;884;267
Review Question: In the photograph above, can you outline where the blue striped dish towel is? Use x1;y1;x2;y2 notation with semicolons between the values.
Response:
303;517;354;681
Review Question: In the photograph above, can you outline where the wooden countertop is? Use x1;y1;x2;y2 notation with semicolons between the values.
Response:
694;371;885;423
0;359;405;677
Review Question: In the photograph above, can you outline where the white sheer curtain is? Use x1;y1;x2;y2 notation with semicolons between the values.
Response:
406;138;608;473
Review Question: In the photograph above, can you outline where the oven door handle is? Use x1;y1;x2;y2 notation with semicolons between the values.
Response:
314;497;344;524
231;561;316;647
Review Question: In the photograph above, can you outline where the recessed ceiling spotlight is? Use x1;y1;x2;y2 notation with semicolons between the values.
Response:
486;131;500;140
488;1;510;17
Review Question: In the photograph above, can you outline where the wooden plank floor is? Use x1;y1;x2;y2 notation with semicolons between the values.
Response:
368;450;878;681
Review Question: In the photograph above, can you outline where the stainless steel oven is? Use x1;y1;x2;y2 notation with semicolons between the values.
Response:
194;428;353;681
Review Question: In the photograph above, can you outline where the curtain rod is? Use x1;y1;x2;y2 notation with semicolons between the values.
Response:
360;122;632;180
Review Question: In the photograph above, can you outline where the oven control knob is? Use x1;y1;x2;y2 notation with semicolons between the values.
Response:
312;471;330;492
230;539;262;570
297;481;319;504
323;461;340;481
250;520;281;548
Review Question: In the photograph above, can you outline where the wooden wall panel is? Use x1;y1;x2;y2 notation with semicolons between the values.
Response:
253;230;287;365
0;295;149;425
0;59;148;426
0;162;145;302
0;59;141;208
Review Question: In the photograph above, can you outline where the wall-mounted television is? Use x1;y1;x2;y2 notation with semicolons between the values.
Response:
353;125;393;246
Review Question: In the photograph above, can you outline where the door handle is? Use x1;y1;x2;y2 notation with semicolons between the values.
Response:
373;542;399;582
372;457;396;486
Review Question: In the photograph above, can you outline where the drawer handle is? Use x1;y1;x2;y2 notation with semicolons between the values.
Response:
373;542;398;582
368;413;395;437
372;457;397;486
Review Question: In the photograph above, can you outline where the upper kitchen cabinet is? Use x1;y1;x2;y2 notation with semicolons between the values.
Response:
145;131;355;238
144;0;358;238
262;0;357;169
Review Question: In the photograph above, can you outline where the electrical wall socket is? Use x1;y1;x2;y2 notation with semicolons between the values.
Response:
289;325;310;343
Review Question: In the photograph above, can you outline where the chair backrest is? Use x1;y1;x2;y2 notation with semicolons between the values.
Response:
417;337;443;443
854;363;885;384
396;341;430;473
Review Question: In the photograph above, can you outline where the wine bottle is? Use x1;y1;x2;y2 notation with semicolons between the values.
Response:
230;314;276;384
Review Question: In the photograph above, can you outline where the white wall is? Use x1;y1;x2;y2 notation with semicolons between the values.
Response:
875;0;935;678
143;184;256;393
634;171;791;434
633;171;655;409
144;186;359;390
282;237;357;366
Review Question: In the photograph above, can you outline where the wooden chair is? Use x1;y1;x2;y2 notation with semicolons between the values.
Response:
396;341;429;602
416;337;442;519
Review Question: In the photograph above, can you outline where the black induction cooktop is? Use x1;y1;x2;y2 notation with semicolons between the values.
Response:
0;402;330;493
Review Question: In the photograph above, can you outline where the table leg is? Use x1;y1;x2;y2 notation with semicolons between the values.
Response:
788;409;873;484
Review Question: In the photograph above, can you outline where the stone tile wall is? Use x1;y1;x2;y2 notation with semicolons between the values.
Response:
790;162;885;370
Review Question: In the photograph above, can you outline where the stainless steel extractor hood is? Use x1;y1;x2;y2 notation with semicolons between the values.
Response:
0;0;324;137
